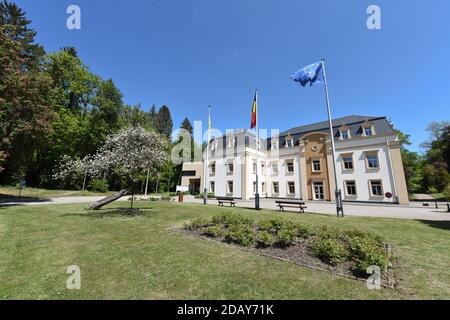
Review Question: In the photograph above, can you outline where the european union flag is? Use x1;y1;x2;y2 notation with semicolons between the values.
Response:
290;61;324;87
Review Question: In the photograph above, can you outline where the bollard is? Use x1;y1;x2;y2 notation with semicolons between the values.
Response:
178;193;184;203
447;203;450;213
435;201;438;209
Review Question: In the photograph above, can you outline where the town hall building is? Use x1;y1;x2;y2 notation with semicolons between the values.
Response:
181;115;409;205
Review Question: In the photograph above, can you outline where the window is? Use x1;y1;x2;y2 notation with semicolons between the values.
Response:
312;159;321;172
210;162;216;175
182;171;196;177
343;156;354;170
210;181;215;193
227;181;234;194
341;130;350;140
227;163;234;174
272;142;278;150
288;182;296;195
253;181;257;194
364;127;374;136
345;181;357;196
367;154;380;169
252;161;257;174
233;137;237;147
262;182;266;193
286;139;294;148
272;182;279;194
286;160;294;173
272;163;279;175
370;180;383;197
261;163;266;174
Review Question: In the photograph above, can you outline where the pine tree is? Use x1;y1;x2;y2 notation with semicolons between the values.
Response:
155;105;173;140
180;117;193;135
0;0;44;68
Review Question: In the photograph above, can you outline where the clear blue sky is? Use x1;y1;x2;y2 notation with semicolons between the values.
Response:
15;0;450;152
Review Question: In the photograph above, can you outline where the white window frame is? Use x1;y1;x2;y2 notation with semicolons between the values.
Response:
227;181;234;195
366;152;380;170
340;130;350;140
210;181;215;193
227;162;234;175
272;162;279;175
369;180;384;197
344;180;357;196
210;162;216;176
287;182;296;195
272;182;280;195
312;159;322;172
286;160;295;173
342;154;354;171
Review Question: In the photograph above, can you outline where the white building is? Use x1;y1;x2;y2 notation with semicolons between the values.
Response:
181;115;409;205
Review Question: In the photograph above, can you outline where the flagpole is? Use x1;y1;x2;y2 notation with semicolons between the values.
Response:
203;106;211;205
255;90;260;210
321;59;344;218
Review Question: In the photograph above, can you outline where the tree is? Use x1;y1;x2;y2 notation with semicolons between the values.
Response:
61;46;78;57
180;117;193;135
155;105;173;139
0;27;55;184
0;0;44;68
58;127;168;210
0;151;6;173
395;130;424;193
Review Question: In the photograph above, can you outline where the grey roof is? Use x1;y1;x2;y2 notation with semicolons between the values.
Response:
268;115;395;147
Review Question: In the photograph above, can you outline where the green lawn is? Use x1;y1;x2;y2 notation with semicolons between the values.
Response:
0;186;114;199
0;201;449;299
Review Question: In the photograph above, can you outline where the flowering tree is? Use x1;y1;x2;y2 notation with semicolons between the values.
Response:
55;126;168;210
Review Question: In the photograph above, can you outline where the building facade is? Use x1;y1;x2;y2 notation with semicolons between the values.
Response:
181;115;409;204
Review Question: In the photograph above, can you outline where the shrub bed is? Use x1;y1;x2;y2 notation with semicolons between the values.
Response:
183;213;393;280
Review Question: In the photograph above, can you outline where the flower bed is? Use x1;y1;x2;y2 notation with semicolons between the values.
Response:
183;213;396;286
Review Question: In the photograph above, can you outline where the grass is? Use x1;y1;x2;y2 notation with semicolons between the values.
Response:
0;201;449;299
0;186;114;199
432;193;450;201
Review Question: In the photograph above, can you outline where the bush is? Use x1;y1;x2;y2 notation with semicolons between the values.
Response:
225;225;255;247
212;213;253;227
87;179;109;193
295;224;313;238
256;231;274;248
161;196;172;201
203;226;223;238
276;228;297;247
259;218;286;233
312;238;348;266
443;185;450;201
185;217;211;230
346;234;389;275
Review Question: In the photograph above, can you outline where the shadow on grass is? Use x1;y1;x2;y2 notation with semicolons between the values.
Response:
0;193;50;204
61;207;155;219
418;220;450;231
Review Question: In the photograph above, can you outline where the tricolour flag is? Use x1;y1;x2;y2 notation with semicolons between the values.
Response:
250;92;257;129
290;61;324;87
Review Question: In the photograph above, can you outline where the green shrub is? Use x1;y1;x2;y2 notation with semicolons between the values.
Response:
212;213;253;227
312;238;348;266
276;228;296;247
443;185;450;201
346;234;389;275
258;218;286;233
225;225;256;247
185;217;211;230
203;226;223;238
87;179;109;193
294;223;313;238
161;196;172;201
256;231;274;248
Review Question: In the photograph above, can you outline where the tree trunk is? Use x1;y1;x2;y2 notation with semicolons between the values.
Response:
87;189;129;210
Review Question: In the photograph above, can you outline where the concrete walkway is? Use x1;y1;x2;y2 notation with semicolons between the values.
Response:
183;197;450;221
1;195;450;221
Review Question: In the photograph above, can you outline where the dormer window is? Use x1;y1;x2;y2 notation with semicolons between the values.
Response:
364;127;374;136
340;130;350;140
361;120;376;137
272;141;278;150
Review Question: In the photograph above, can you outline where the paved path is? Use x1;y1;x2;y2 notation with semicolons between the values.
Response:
184;197;450;221
1;195;450;221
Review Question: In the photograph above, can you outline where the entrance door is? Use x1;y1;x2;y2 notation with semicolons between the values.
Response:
313;182;325;200
189;179;201;195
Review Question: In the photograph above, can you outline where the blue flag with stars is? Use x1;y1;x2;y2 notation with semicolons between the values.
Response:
291;61;324;87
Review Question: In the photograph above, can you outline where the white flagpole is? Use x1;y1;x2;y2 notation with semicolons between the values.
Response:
255;90;260;210
203;106;211;205
321;59;344;218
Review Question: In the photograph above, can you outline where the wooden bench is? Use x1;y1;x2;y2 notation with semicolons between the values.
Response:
276;200;307;213
217;197;237;207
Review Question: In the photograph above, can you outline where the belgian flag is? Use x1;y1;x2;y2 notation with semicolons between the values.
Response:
250;91;257;129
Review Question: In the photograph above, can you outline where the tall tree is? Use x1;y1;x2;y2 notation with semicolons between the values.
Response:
0;27;55;184
180;117;193;135
155;105;173;140
0;0;44;68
